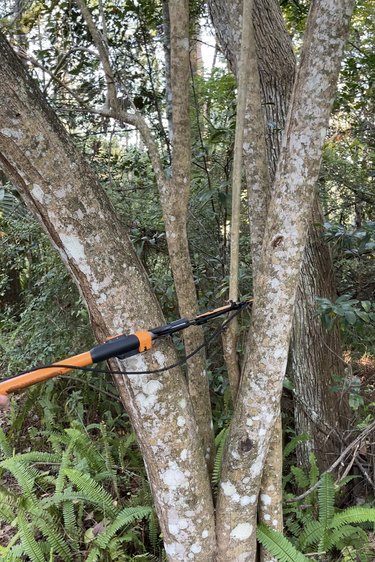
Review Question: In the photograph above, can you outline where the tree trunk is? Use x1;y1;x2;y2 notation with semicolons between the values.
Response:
215;2;354;559
289;198;349;470
209;0;349;470
0;33;216;561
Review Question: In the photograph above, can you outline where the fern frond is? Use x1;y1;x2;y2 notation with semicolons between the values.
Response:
85;547;100;562
10;451;60;464
95;506;152;548
318;472;335;529
18;512;46;562
41;490;90;509
331;507;375;528
0;428;13;458
100;422;119;499
0;488;17;522
1;543;25;562
290;466;309;489
65;468;118;517
63;500;79;551
212;427;228;485
308;453;319;487
65;428;106;473
326;524;368;550
256;524;311;562
1;458;40;503
148;509;160;552
38;515;73;561
283;434;310;459
298;520;323;549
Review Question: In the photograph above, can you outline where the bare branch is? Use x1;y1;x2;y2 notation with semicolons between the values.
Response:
74;0;117;109
288;419;375;502
17;49;86;106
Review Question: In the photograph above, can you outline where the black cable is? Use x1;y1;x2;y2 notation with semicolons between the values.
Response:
3;304;248;380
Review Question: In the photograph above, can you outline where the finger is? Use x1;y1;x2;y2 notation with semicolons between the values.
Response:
0;394;9;409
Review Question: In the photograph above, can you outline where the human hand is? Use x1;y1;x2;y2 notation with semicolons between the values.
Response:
0;394;9;410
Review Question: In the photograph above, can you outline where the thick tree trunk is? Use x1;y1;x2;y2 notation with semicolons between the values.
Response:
215;2;354;559
209;0;348;471
289;198;349;470
0;33;216;561
74;0;215;470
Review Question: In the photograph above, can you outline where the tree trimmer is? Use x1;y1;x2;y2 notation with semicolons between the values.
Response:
0;300;251;397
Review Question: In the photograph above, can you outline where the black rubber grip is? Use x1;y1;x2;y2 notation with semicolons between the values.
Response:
90;335;140;363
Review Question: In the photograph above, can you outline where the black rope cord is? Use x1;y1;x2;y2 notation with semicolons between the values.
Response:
5;305;247;381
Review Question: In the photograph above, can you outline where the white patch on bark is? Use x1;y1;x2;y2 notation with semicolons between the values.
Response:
154;350;166;367
0;128;23;139
59;234;92;276
162;463;188;488
221;481;237;497
55;188;66;198
260;494;272;506
230;523;253;541
177;416;186;427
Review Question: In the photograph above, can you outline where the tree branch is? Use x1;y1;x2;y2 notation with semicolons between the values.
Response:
74;0;117;110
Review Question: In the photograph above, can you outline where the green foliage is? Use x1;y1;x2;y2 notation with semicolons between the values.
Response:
257;524;311;562
212;426;228;487
276;471;375;562
0;423;156;561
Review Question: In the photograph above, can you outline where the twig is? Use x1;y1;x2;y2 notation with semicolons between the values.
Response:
287;419;375;503
74;0;117;109
17;50;85;106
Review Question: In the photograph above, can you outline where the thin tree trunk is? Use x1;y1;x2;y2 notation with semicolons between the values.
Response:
74;0;215;470
289;198;349;469
160;0;214;468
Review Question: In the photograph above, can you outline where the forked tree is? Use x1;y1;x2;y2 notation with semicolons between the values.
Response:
0;0;353;560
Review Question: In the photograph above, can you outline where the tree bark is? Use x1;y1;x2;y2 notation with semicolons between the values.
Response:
289;198;349;470
74;0;215;470
215;2;354;559
209;0;349;472
160;0;214;469
0;33;216;561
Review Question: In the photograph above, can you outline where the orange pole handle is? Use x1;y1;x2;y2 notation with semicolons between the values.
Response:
0;351;93;396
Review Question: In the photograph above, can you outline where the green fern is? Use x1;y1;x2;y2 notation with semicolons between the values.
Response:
263;470;375;562
18;512;46;562
62;498;80;556
290;466;310;489
318;472;335;531
65;468;118;517
308;452;319;488
212;426;228;485
0;458;40;505
298;520;323;549
148;509;160;552
37;514;73;561
283;433;310;459
257;524;311;562
10;451;60;464
326;524;368;550
85;547;101;562
95;506;152;548
0;427;13;458
331;506;375;528
100;422;120;499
